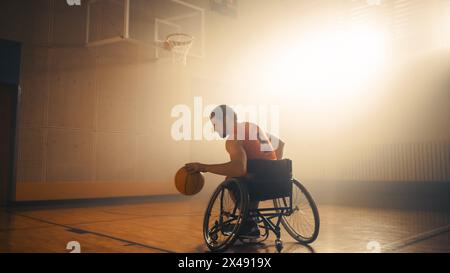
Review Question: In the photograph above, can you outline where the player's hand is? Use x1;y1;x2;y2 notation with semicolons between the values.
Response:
185;163;207;174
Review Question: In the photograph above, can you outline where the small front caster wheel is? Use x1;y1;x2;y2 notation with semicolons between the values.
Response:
275;239;283;253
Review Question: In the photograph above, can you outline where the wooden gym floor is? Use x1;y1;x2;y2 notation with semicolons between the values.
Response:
1;196;450;253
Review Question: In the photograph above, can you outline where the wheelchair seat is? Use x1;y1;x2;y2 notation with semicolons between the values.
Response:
243;159;293;202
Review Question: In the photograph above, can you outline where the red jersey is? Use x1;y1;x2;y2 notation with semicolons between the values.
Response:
231;122;277;161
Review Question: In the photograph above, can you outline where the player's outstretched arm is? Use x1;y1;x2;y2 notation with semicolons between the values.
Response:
185;140;247;177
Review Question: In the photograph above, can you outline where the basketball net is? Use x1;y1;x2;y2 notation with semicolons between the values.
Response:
165;33;194;65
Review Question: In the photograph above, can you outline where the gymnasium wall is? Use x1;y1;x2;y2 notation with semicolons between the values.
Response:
5;0;199;201
1;0;449;204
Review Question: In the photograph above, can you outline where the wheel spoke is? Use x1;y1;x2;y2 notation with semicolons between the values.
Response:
278;180;319;242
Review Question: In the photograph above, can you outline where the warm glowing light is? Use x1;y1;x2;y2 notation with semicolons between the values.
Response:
239;23;391;119
269;24;388;107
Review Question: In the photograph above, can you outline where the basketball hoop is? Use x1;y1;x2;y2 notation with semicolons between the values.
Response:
164;33;194;65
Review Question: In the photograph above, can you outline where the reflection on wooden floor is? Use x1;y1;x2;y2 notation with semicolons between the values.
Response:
1;196;450;253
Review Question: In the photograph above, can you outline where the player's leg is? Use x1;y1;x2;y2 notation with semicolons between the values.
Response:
239;200;260;238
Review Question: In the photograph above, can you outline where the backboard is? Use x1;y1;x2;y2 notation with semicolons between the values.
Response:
86;0;205;61
210;0;238;17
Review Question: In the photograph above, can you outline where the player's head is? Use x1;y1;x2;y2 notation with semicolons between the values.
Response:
210;105;237;138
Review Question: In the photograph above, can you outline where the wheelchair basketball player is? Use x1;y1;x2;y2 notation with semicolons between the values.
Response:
185;105;285;238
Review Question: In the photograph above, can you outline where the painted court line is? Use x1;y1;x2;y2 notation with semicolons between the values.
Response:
8;211;175;253
383;224;450;252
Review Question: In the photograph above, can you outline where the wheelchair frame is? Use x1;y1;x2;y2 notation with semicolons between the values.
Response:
204;175;319;253
240;184;293;251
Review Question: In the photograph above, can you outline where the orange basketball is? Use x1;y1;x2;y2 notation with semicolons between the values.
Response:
174;167;205;196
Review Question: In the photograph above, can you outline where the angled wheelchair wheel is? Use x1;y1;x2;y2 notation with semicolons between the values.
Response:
203;179;249;252
274;179;320;244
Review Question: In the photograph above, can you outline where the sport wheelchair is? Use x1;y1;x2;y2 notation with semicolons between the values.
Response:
203;159;320;252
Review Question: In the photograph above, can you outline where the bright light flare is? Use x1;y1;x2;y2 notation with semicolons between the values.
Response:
255;23;390;114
